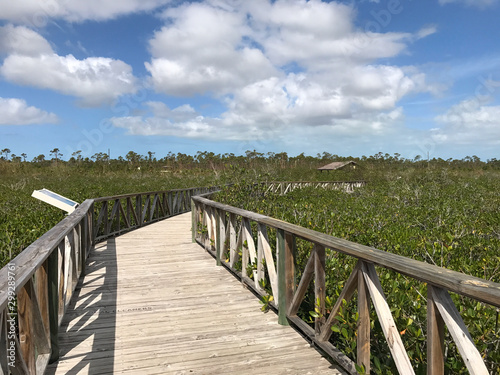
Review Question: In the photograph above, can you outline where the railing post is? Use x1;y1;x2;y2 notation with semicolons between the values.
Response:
136;195;142;227
215;209;222;266
357;261;371;374
48;242;59;363
277;229;290;326
427;285;445;375
191;200;196;243
314;244;326;335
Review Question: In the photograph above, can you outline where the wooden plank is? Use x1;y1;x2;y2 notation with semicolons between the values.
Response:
357;263;370;373
241;224;249;281
119;200;131;229
315;244;326;335
215;209;221;266
17;279;35;374
141;195;150;224
258;224;279;304
288;248;316;316
191;200;196;243
284;232;296;314
135;195;142;227
361;262;415;375
242;218;257;263
430;286;489;375
229;213;237;268
35;260;50;343
277;229;288;325
47;248;59;363
427;285;445;375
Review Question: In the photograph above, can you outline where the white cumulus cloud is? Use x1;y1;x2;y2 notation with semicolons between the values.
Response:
0;25;137;106
0;0;173;23
433;98;500;145
0;97;58;125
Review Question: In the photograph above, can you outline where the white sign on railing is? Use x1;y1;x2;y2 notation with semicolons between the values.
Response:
32;188;79;213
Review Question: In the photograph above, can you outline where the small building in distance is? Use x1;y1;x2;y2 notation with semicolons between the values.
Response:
317;160;358;172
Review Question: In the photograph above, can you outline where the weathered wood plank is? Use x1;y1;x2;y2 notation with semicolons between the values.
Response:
357;263;370;374
258;223;279;304
18;279;35;374
361;262;415;375
427;285;445;375
430;286;489;375
288;247;316;316
315;244;326;335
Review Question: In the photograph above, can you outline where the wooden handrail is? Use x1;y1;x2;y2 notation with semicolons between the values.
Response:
0;185;218;374
191;193;498;375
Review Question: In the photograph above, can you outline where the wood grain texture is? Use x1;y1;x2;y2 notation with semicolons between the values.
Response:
361;262;414;375
427;285;445;375
46;213;344;375
430;287;489;375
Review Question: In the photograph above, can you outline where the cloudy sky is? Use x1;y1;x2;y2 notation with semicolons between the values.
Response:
0;0;499;161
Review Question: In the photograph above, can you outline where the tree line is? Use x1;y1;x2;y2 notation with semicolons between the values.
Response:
1;148;499;171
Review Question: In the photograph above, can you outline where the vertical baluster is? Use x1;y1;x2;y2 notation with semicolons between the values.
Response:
357;261;371;374
314;244;326;335
427;285;445;375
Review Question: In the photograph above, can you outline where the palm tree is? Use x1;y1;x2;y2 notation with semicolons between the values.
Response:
1;148;11;160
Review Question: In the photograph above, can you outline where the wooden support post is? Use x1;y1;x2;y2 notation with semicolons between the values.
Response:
429;286;488;375
18;280;36;374
35;261;50;343
136;195;142;227
229;213;237;268
191;200;196;243
48;248;59;363
314;244;326;335
427;285;445;375
215;209;222;266
285;232;295;316
357;262;371;374
81;219;87;276
277;229;288;325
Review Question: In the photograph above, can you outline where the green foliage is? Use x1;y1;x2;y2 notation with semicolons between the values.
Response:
215;168;500;374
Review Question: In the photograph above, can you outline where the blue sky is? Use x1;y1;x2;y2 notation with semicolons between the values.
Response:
0;0;499;161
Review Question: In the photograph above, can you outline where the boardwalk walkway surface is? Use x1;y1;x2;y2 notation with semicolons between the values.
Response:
46;213;344;375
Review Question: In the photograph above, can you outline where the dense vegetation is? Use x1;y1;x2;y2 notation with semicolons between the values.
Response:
1;150;499;373
214;167;500;374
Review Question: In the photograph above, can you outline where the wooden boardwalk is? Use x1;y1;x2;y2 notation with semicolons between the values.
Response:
46;213;343;375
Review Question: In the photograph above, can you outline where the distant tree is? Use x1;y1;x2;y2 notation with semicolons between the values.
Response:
11;154;21;163
125;151;140;164
50;148;62;162
2;148;11;160
147;151;155;162
91;152;110;163
21;153;27;162
72;150;83;162
33;154;45;163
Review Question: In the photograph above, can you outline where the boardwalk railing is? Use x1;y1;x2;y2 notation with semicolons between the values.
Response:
191;193;500;375
93;186;216;241
264;181;366;195
0;185;216;375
